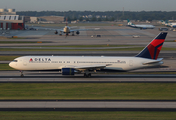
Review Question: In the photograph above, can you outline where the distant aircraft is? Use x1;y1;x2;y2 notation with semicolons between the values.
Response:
54;24;80;36
29;18;99;36
9;32;167;77
44;19;99;36
163;20;176;28
127;19;155;29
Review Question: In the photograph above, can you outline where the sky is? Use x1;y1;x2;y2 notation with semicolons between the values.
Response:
0;0;176;12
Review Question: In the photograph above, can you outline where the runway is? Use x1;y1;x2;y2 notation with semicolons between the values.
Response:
0;71;176;83
0;101;176;111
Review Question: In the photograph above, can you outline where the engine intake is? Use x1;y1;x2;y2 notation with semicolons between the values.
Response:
76;31;80;35
62;68;75;75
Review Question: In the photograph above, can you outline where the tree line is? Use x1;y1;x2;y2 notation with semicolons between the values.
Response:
17;11;176;21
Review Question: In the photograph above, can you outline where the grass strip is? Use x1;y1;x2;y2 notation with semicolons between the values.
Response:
0;47;176;51
0;83;176;100
0;56;19;61
0;111;176;120
0;41;36;44
0;41;48;44
0;47;143;51
0;64;14;70
27;45;134;47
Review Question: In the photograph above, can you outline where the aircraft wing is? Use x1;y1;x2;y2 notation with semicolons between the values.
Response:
78;28;100;31
28;26;99;32
60;29;65;32
70;28;100;32
65;64;111;71
29;26;63;31
27;25;64;31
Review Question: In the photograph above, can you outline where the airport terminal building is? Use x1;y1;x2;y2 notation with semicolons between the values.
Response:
0;9;25;30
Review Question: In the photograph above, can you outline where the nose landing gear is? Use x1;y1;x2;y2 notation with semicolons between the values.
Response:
20;71;24;77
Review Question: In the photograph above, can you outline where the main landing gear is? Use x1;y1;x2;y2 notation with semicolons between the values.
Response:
84;73;91;78
59;31;62;36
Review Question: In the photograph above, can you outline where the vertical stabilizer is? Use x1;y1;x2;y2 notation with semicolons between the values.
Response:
127;19;134;26
66;18;68;26
136;32;167;60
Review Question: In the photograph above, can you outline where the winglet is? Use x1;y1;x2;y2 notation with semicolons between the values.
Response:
136;32;167;60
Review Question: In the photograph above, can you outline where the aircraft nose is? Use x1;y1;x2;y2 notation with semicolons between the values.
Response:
9;62;14;68
9;62;12;67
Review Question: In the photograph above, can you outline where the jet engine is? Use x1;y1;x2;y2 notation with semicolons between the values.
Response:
76;31;80;35
62;68;75;75
55;30;58;34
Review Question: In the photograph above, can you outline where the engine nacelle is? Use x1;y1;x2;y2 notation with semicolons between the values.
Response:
76;31;80;35
140;27;147;30
55;31;58;34
62;68;75;75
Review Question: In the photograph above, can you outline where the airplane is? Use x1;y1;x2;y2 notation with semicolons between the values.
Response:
37;19;99;36
164;20;176;28
9;32;167;77
54;20;80;36
127;19;155;29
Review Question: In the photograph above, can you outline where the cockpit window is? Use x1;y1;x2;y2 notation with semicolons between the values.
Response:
13;60;18;62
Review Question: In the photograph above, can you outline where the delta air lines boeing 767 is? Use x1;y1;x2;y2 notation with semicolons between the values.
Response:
9;32;167;77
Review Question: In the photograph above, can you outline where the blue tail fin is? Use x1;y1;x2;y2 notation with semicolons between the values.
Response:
127;19;135;25
136;32;167;60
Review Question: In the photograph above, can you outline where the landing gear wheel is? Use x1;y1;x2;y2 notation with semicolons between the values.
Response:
84;73;91;78
84;73;86;77
88;73;91;77
20;71;24;77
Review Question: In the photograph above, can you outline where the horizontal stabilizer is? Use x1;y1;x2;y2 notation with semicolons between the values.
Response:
142;58;163;65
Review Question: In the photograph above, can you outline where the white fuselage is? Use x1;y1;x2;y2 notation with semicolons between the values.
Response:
128;22;155;29
63;26;70;33
9;56;163;71
131;24;155;29
170;23;176;28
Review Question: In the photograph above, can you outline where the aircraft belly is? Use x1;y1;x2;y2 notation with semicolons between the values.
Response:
104;66;124;71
